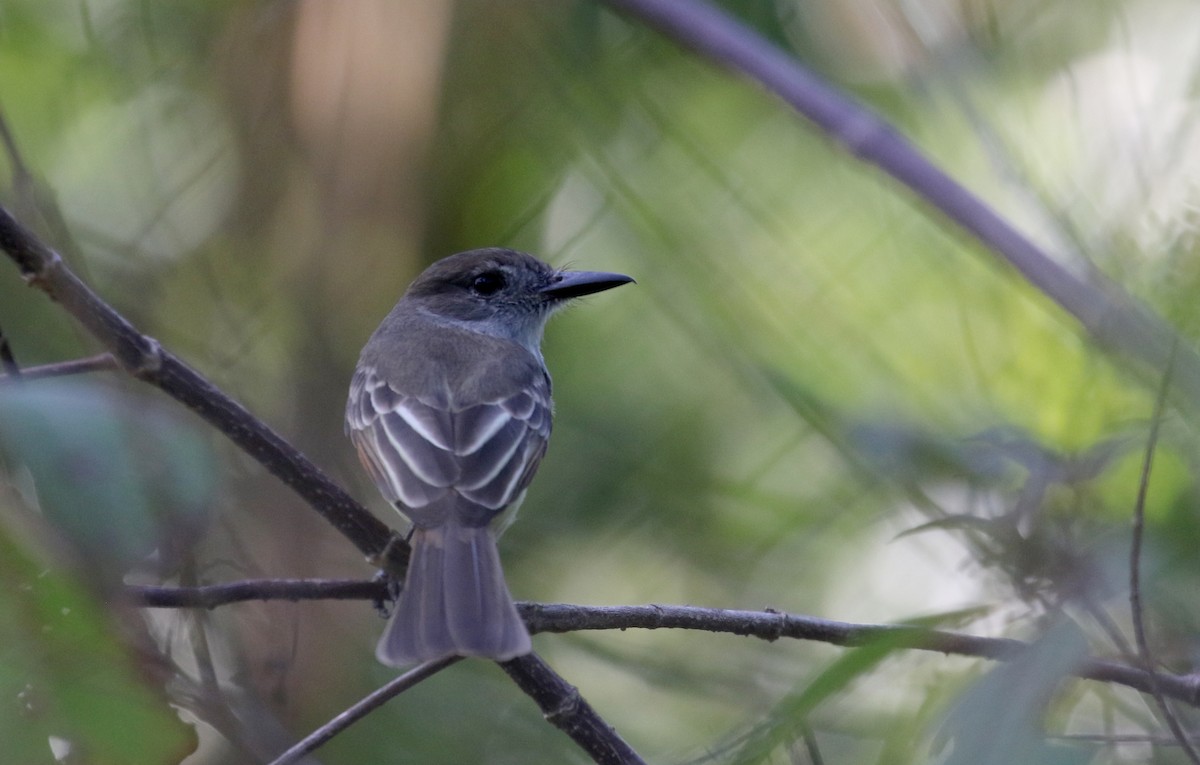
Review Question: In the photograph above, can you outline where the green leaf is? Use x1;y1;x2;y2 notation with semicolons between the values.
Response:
0;380;216;579
730;624;935;764
0;525;196;764
936;620;1096;765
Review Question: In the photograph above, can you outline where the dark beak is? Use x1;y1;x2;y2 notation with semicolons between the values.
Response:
540;270;635;300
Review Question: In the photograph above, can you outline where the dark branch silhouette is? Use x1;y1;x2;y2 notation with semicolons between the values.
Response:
267;656;462;765
0;205;402;571
129;578;385;608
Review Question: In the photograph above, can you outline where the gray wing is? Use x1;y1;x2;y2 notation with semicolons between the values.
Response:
346;365;551;528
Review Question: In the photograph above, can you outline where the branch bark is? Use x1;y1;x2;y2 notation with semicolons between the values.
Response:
501;653;647;765
126;580;1200;709
524;602;1200;707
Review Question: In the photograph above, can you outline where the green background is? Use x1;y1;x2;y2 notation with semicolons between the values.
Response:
2;1;1200;762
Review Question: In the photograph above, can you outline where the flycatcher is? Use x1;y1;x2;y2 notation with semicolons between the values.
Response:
346;248;633;665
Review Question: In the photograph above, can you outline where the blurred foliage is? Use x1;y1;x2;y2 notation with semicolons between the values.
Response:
0;380;216;580
936;620;1096;765
2;0;1200;763
0;512;195;764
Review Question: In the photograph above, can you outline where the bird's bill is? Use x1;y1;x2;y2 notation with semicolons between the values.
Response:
540;270;635;300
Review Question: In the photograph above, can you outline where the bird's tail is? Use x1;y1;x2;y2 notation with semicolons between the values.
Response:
376;524;532;666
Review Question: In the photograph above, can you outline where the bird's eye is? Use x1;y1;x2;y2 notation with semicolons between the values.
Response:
471;271;506;296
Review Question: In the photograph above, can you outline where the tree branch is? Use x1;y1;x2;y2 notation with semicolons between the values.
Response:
128;578;386;608
500;653;647;765
267;656;461;765
125;580;1200;709
525;603;1200;706
0;205;402;571
596;0;1200;411
0;319;18;376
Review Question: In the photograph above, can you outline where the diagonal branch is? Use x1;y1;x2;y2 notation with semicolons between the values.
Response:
267;656;461;765
0;205;402;570
596;0;1200;411
500;653;647;765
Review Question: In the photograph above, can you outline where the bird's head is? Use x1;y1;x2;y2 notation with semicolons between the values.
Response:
404;248;634;353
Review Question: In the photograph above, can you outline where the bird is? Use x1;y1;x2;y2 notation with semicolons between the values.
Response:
345;247;633;665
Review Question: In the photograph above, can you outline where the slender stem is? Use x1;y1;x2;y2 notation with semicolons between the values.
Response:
0;352;118;382
266;657;460;765
1128;338;1199;762
524;602;1200;706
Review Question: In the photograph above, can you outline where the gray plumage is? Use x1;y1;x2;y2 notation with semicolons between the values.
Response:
346;248;632;664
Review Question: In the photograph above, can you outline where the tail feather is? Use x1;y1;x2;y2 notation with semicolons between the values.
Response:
376;525;531;665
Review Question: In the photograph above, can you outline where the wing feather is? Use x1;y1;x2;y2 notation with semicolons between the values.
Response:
454;404;513;456
393;399;455;451
458;418;526;490
378;412;460;487
347;365;551;527
500;390;536;420
357;425;452;507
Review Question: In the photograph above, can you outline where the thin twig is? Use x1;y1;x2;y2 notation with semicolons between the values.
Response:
596;0;1200;411
1128;338;1199;762
128;578;385;609
124;581;1200;709
266;656;460;765
523;602;1200;706
0;352;117;383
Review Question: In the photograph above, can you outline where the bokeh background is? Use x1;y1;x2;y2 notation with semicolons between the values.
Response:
3;1;1200;763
